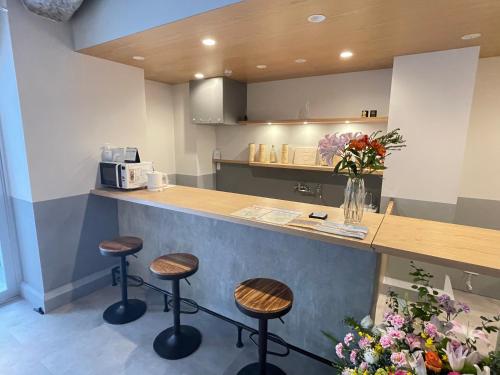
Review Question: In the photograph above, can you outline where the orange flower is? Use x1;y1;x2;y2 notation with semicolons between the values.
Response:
349;135;369;151
370;140;386;157
425;351;443;373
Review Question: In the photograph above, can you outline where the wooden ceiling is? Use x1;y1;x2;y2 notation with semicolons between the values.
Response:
78;0;500;84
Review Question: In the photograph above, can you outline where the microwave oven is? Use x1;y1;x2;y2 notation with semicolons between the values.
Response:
99;162;153;189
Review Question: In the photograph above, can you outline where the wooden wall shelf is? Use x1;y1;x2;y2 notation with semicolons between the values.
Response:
238;117;388;126
213;159;383;175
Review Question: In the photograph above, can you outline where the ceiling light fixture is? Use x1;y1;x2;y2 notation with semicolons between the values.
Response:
340;50;353;59
132;56;145;61
224;69;233;76
202;38;216;46
307;14;326;23
295;58;307;63
461;33;481;40
194;73;204;79
256;64;267;69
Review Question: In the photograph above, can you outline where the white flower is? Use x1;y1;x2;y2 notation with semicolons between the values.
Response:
407;351;427;375
466;350;483;365
473;364;490;375
360;315;374;329
363;348;380;365
444;341;468;371
341;369;356;375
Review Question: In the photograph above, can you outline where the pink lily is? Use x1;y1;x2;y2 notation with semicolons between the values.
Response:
444;341;468;372
447;320;490;346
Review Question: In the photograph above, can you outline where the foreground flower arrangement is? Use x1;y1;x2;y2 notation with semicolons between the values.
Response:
323;264;500;375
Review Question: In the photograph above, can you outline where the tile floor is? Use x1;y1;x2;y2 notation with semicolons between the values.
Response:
0;286;334;375
1;286;499;375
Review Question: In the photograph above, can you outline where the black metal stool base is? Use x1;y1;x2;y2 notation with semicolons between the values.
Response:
153;325;202;360
237;362;286;375
103;299;147;325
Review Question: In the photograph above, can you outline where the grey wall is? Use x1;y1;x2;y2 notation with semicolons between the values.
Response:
216;163;383;209
118;200;378;359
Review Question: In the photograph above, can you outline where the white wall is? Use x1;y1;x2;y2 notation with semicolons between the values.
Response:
0;6;32;202
172;84;216;176
382;47;480;204
8;0;152;202
459;56;500;200
145;80;176;175
216;69;392;160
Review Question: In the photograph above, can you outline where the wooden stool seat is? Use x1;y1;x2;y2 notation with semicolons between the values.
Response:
99;236;143;257
150;253;199;280
235;278;293;319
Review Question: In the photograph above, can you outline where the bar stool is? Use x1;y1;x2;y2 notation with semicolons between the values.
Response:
99;236;147;324
150;253;202;359
235;278;293;375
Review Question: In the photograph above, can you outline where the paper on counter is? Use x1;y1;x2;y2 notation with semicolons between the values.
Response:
231;205;302;225
287;218;368;240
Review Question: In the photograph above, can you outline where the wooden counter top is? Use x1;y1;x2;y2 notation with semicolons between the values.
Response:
372;215;500;278
91;186;384;251
91;187;500;277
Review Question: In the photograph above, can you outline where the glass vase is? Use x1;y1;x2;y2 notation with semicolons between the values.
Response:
343;176;365;224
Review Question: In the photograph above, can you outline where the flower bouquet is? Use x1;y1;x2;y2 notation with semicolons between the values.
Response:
323;263;500;375
317;129;405;223
317;128;406;178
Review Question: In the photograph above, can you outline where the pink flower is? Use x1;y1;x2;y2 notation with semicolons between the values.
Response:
359;362;368;371
358;337;371;349
350;349;358;364
448;372;461;375
394;371;408;375
383;311;393;322
335;342;344;358
379;334;394;349
444;341;469;372
389;314;405;329
405;334;422;350
390;352;407;367
424;322;438;338
344;332;355;346
388;328;406;340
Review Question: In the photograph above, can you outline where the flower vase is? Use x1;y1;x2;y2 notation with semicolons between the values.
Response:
344;176;365;224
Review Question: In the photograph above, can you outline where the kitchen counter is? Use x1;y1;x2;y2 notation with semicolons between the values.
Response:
91;185;385;250
91;186;500;277
90;185;381;358
90;186;499;358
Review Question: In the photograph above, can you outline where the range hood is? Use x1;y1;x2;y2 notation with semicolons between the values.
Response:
189;77;247;125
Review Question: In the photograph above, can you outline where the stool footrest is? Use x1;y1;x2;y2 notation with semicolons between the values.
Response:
249;331;290;357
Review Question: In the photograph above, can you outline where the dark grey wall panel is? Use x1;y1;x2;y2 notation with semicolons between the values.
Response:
216;164;383;209
455;197;500;230
11;197;44;305
380;196;456;223
33;194;119;291
118;200;378;359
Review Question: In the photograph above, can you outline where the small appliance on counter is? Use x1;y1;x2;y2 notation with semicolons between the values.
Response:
99;146;153;190
147;171;169;192
100;161;153;189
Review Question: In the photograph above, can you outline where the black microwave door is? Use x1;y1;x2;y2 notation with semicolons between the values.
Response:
100;163;119;187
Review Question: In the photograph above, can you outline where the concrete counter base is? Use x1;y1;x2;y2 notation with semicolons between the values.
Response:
116;200;378;359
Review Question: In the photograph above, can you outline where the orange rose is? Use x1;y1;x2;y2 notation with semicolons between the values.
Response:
425;351;442;373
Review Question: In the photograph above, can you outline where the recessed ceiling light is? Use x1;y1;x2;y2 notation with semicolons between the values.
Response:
132;56;145;61
295;58;307;63
194;73;204;79
267;122;272;125
461;33;481;40
340;50;353;59
202;38;216;46
224;69;233;76
307;14;326;23
256;64;267;69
